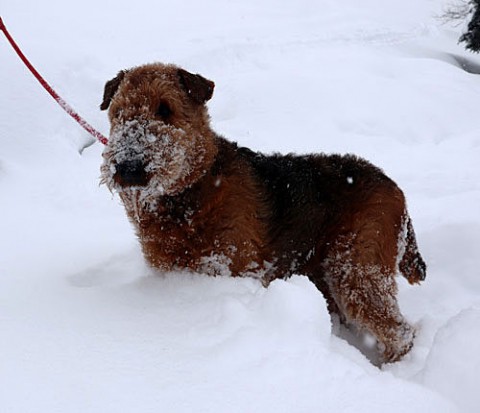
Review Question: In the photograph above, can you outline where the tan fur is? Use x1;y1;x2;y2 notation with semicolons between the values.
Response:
100;63;426;364
319;186;415;362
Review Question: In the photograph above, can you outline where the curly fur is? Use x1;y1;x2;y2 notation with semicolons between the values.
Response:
100;62;426;363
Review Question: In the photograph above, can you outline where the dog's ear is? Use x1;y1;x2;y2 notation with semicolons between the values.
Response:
100;70;126;110
177;68;215;104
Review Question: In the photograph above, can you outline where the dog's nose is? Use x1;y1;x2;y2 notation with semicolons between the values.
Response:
114;160;149;186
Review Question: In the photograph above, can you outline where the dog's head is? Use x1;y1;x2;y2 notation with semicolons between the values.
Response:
100;63;217;206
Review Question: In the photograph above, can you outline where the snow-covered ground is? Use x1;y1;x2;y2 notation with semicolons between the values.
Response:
1;1;479;411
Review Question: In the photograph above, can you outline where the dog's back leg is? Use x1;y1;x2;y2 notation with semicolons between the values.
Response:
321;186;416;363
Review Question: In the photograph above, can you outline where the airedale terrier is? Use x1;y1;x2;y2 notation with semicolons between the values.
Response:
100;63;426;363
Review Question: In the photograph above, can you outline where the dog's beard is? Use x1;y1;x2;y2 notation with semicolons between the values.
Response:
101;119;206;211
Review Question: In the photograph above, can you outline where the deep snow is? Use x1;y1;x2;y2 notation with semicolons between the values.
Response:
1;1;479;412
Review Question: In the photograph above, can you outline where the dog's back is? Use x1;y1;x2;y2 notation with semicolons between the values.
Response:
234;143;421;273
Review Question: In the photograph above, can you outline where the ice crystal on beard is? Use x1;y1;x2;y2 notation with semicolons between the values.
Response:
101;119;205;212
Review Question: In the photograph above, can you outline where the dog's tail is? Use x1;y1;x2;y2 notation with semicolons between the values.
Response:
398;214;427;284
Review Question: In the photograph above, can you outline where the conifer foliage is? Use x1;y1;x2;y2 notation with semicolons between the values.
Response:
459;0;480;52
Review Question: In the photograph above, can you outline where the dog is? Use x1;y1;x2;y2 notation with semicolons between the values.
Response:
100;63;426;363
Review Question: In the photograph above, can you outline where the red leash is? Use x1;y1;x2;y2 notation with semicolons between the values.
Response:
0;17;108;145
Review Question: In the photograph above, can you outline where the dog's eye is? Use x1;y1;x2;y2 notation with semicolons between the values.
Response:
156;102;172;119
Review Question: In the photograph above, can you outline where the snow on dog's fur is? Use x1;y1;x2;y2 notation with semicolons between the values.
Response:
100;62;426;364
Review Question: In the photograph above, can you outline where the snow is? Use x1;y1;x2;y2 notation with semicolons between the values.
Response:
1;0;479;412
102;119;196;199
421;308;480;413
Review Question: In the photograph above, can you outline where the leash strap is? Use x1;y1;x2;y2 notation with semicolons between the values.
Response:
0;17;108;145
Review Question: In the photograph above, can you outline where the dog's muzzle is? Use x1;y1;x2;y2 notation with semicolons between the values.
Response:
113;159;149;187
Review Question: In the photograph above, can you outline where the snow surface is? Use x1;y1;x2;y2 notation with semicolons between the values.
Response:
1;0;479;412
